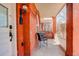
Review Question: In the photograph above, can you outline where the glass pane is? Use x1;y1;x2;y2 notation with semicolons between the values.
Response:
56;5;66;50
0;5;8;27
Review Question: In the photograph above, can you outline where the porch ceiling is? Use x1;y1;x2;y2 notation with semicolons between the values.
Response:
35;3;65;18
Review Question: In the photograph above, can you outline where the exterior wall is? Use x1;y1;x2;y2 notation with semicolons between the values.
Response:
66;3;79;56
30;12;37;55
16;4;25;56
22;4;30;56
16;3;40;56
65;3;79;56
29;4;40;55
73;4;79;55
66;3;73;56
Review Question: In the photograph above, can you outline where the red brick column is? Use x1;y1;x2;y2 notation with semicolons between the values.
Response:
66;3;73;56
52;16;56;34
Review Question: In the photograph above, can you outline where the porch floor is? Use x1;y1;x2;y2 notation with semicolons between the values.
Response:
32;39;65;56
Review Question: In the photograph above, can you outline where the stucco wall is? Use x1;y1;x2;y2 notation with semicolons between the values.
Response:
73;4;79;55
30;13;39;55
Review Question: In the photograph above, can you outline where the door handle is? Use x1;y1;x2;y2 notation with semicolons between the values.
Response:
9;31;13;42
9;25;13;42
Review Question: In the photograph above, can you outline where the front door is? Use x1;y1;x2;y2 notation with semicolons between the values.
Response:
0;4;16;56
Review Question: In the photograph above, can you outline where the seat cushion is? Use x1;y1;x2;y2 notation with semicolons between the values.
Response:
45;32;54;39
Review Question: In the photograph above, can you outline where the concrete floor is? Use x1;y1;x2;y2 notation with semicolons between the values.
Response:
32;39;65;56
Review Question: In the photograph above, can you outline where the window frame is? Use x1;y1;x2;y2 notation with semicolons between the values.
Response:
0;4;8;28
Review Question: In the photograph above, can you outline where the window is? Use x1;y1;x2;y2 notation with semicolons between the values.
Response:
0;4;8;27
43;20;53;32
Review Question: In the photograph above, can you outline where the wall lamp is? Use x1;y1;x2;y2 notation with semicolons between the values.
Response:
22;4;28;13
19;4;28;24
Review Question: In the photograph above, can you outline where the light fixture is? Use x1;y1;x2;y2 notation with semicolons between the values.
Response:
22;4;27;13
43;18;52;20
